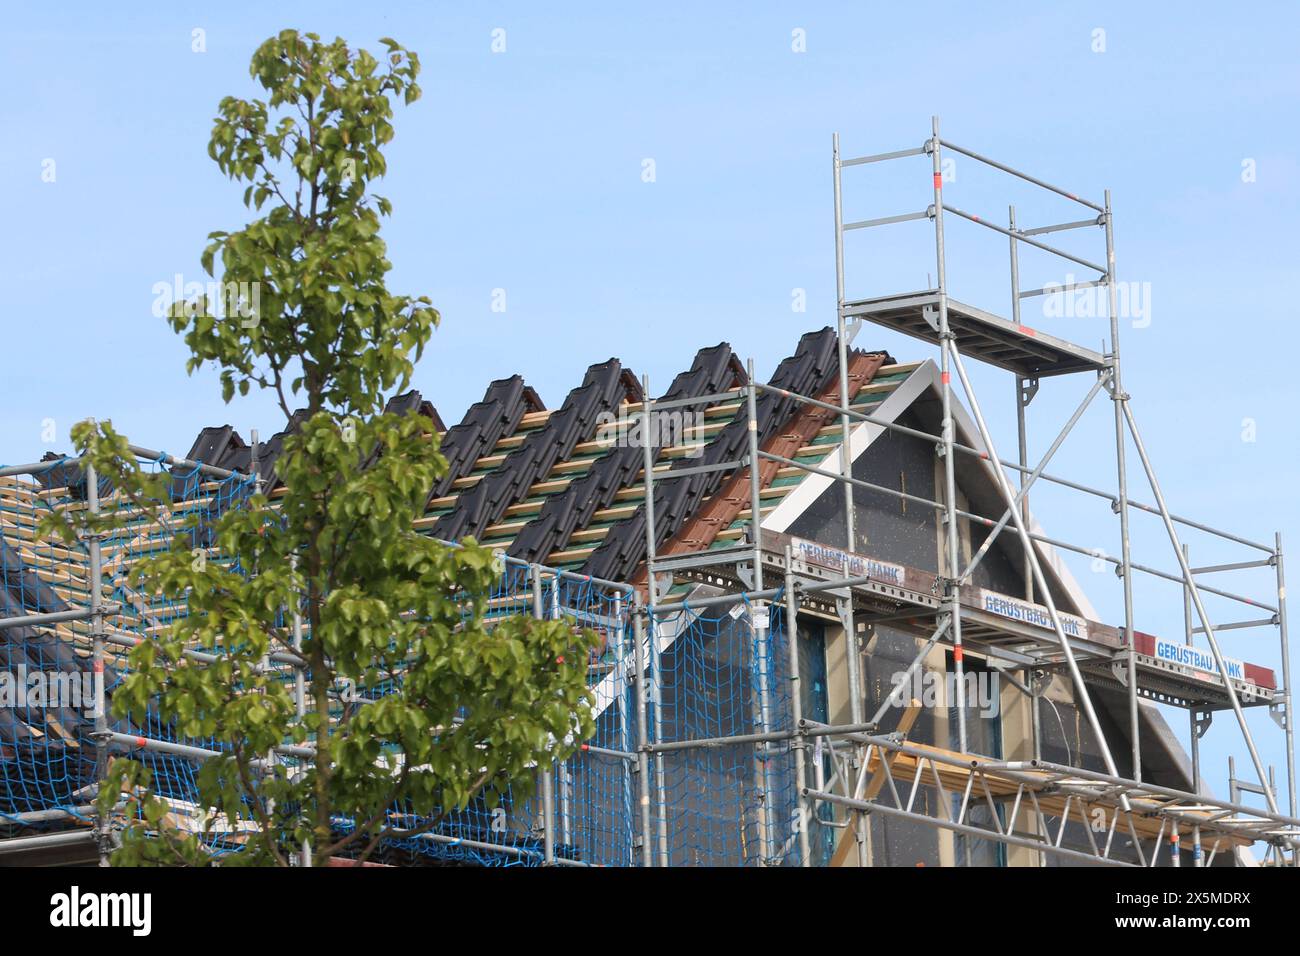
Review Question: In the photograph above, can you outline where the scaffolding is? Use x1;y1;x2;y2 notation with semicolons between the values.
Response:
1;117;1297;866
632;116;1297;866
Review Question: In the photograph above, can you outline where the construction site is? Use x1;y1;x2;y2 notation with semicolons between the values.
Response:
1;118;1295;868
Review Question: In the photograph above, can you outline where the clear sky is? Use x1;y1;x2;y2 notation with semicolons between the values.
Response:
3;2;1298;828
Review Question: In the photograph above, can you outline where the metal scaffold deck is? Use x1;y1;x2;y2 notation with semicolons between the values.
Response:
842;291;1109;378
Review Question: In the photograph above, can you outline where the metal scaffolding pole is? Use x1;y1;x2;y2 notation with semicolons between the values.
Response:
784;549;813;867
533;565;556;865
86;460;110;866
1276;533;1297;825
641;374;659;595
637;373;671;866
1010;204;1035;605
746;360;765;594
929;117;968;757
1122;402;1279;814
1182;541;1215;867
1103;190;1141;783
746;360;777;864
832;133;856;555
631;607;654;867
291;552;310;867
821;159;872;866
613;591;635;865
832;135;868;736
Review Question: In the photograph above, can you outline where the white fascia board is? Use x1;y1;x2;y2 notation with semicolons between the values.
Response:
762;360;936;534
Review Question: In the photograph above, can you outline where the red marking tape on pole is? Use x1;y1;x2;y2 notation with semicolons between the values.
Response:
93;661;104;674
933;173;942;190
941;372;951;384
1018;325;1037;337
953;645;964;663
135;736;147;748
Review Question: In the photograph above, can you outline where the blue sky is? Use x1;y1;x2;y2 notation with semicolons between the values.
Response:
3;3;1298;824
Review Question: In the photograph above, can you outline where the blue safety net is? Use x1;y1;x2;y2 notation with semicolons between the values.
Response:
644;597;803;866
0;455;256;851
4;453;815;867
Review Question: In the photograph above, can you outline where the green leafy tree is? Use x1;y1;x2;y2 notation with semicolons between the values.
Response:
46;31;595;866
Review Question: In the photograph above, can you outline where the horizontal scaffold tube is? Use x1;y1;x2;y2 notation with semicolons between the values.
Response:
106;731;314;763
938;138;1105;213
0;829;97;855
126;444;246;480
0;607;98;632
0;456;84;478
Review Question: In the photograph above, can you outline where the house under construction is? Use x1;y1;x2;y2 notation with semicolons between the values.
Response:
0;118;1295;867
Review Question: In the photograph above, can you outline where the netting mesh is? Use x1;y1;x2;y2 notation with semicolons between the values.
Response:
0;456;255;845
369;564;638;867
646;598;803;866
3;453;816;865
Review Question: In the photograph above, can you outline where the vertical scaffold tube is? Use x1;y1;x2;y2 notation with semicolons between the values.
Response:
784;549;812;867
1009;205;1033;605
930;117;968;756
835;132;869;867
1276;533;1296;829
533;566;556;865
86;460;109;867
289;547;310;867
746;361;776;864
1103;191;1140;782
636;375;670;866
632;607;654;867
832;133;854;555
614;591;635;865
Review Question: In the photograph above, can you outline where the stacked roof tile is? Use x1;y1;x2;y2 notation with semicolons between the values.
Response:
432;360;642;543
430;376;544;503
508;343;746;565
145;327;912;586
9;329;915;646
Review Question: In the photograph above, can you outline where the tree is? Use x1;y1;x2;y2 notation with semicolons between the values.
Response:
47;30;595;866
